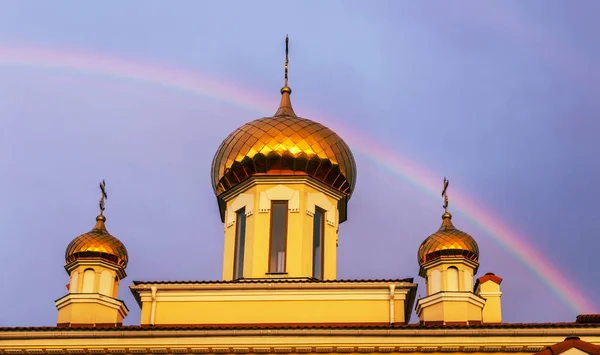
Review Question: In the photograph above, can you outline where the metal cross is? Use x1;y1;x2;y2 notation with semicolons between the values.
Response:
442;177;449;213
284;35;289;87
99;179;108;215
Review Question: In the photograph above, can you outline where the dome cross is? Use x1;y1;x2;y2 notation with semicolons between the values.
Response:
99;179;107;216
284;35;289;88
442;177;449;213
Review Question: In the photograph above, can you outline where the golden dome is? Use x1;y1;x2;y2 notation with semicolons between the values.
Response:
65;215;128;268
418;212;479;266
211;88;357;198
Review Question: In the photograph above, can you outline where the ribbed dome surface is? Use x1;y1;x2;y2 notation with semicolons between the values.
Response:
211;90;356;197
418;213;479;266
65;215;128;268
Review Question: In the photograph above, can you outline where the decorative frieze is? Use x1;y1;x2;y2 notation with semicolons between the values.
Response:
0;345;567;354
525;346;544;352
461;347;480;352
439;347;460;352
482;346;503;352
504;346;524;352
420;347;438;352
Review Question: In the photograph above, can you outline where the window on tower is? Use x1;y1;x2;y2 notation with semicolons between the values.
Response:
269;201;288;273
312;207;325;279
447;266;459;291
233;208;247;279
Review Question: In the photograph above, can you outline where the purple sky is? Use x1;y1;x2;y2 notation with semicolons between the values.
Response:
0;1;599;326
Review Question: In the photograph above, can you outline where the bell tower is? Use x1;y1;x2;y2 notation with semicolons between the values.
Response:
415;178;486;325
211;37;357;281
56;180;129;327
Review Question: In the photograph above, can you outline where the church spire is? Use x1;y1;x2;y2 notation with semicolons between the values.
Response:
274;35;297;117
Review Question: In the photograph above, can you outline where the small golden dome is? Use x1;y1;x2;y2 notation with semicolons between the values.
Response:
65;215;128;268
418;212;479;266
211;89;357;198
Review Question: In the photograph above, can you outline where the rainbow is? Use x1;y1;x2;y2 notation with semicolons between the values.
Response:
0;43;596;315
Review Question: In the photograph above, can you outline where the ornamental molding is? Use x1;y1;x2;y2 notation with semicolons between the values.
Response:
259;185;300;213
0;345;554;354
221;175;345;203
54;293;128;317
415;291;486;317
136;288;409;303
226;194;254;228
305;192;336;226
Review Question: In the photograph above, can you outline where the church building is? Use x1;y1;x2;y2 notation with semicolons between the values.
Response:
1;38;599;355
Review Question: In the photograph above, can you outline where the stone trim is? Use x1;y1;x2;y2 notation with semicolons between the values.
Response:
305;192;336;226
226;194;254;228
259;185;300;213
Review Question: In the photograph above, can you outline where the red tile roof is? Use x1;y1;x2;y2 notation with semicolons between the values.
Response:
578;315;600;324
2;322;600;332
477;272;503;285
534;336;600;355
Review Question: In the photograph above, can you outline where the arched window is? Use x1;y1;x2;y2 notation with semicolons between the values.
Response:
312;207;325;279
233;208;247;279
430;269;441;294
69;271;79;293
99;270;113;296
447;267;459;291
463;269;473;291
269;201;288;273
82;269;95;293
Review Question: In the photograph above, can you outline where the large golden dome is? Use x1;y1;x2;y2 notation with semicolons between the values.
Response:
418;212;479;267
211;87;357;198
65;215;129;268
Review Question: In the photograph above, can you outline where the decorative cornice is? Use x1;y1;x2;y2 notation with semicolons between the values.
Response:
131;280;417;291
64;259;126;279
0;345;573;354
135;288;410;303
55;293;129;317
221;175;346;203
415;291;486;317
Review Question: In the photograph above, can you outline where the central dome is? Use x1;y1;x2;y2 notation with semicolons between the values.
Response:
65;215;129;268
211;88;357;198
418;212;479;267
